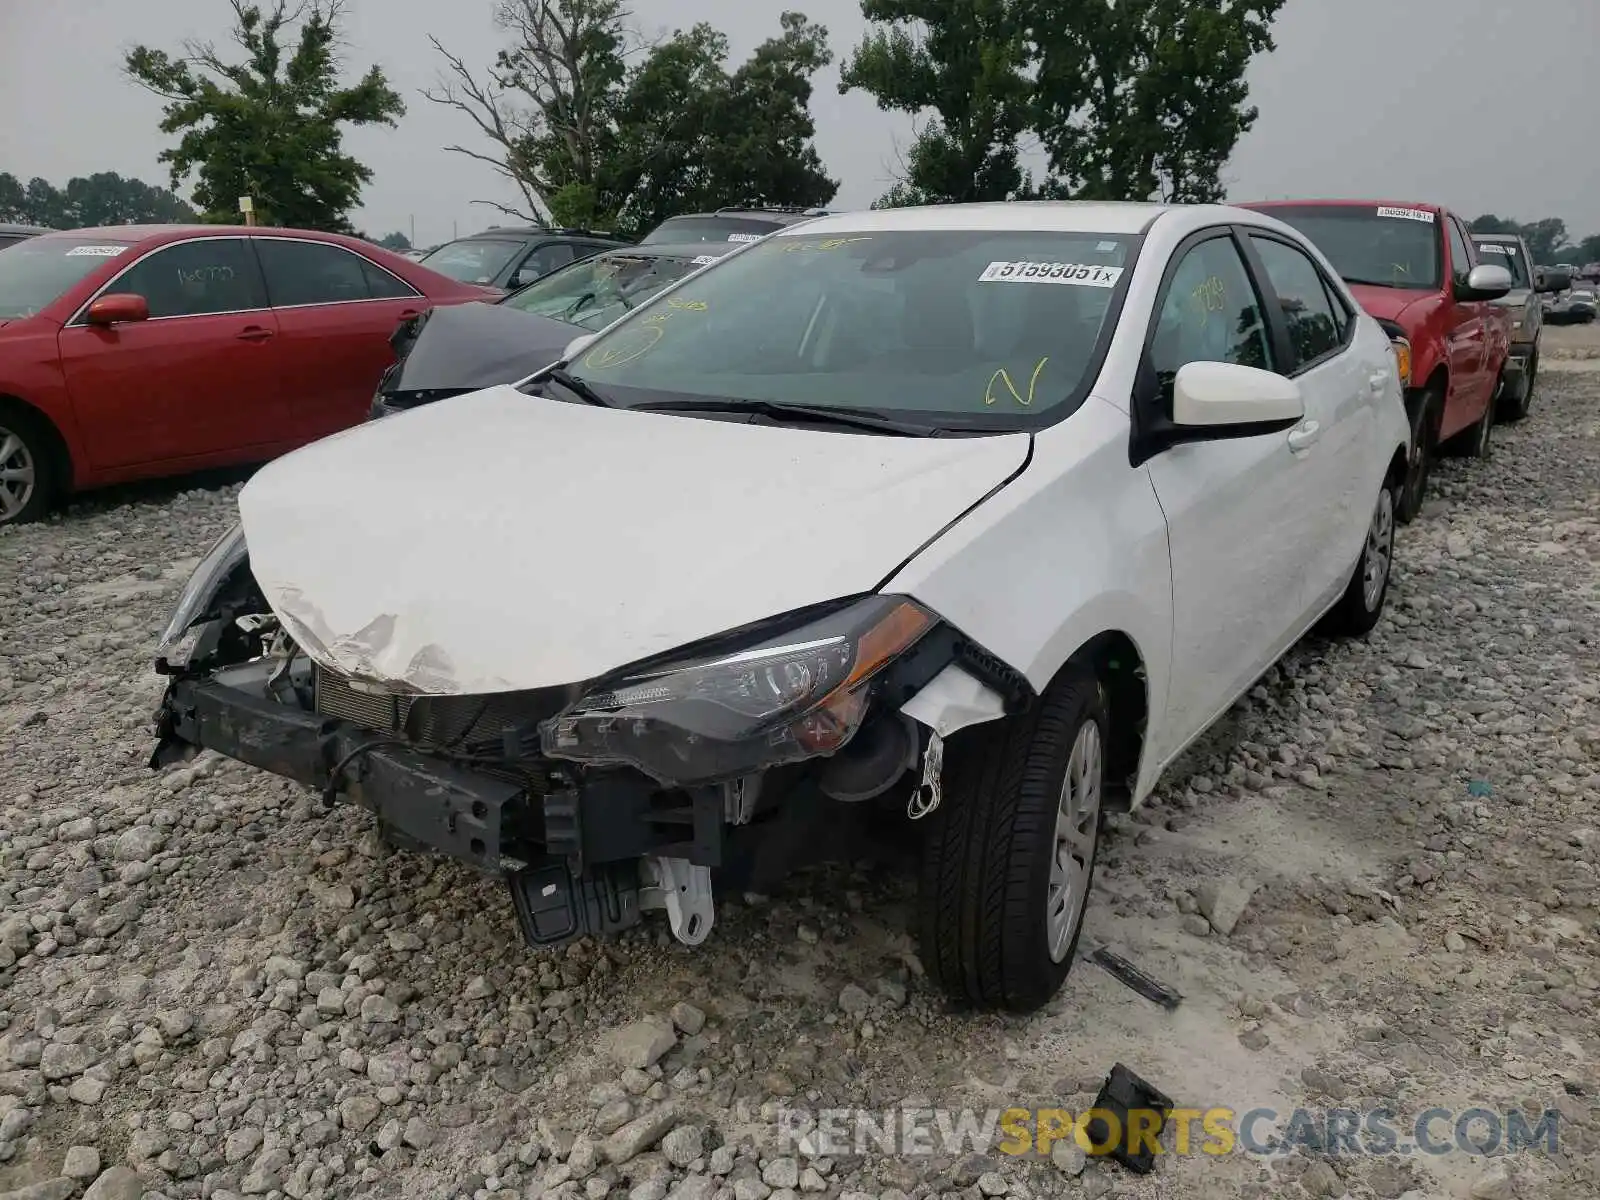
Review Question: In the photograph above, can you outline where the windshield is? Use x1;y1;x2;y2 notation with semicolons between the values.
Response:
1263;205;1442;290
1473;239;1530;287
0;237;134;319
562;228;1136;429
639;216;787;245
419;237;523;284
505;250;713;330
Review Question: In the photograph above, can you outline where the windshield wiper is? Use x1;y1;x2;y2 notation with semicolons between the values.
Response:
541;367;617;408
632;398;940;436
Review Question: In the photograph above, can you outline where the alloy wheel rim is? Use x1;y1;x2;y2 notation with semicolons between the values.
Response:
0;426;36;522
1046;720;1103;962
1363;488;1394;611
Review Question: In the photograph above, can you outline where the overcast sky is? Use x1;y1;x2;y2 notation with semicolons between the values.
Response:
2;0;1596;246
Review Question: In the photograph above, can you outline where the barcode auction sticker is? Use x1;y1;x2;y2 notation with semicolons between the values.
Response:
1376;206;1434;223
65;245;128;257
1478;244;1508;255
726;233;762;243
979;261;1123;287
691;255;718;265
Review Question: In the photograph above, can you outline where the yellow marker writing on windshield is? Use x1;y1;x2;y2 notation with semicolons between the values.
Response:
667;297;707;311
783;237;873;253
985;358;1050;407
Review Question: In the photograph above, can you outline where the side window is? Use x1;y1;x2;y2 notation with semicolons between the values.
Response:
1149;235;1274;400
111;239;266;318
256;239;416;306
1248;235;1344;368
1445;219;1474;284
520;242;578;281
360;258;418;300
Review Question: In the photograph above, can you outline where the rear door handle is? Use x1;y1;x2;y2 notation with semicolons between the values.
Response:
1286;420;1321;452
236;326;274;343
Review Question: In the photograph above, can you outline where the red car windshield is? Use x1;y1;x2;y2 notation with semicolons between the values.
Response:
0;237;134;319
1259;205;1442;291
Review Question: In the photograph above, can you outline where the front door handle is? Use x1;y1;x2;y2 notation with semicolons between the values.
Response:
1286;420;1321;452
236;325;275;343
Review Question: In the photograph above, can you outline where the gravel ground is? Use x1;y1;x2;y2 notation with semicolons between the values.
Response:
0;362;1597;1200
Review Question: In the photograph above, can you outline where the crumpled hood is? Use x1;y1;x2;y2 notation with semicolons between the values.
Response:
384;301;577;396
237;385;1030;693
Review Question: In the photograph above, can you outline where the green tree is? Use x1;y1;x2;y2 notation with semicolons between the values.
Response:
428;7;837;237
376;231;412;251
124;0;404;232
839;0;1033;206
1468;214;1572;262
1468;213;1519;234
0;172;195;227
1022;0;1285;202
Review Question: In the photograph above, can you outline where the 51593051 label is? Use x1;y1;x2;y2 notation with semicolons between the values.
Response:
979;261;1123;287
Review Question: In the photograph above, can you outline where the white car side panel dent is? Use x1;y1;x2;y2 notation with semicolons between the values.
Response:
887;395;1174;797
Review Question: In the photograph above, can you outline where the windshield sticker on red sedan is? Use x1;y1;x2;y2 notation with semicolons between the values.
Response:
65;245;128;257
1376;206;1434;223
979;261;1123;287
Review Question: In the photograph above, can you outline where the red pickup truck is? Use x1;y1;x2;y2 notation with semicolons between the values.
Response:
1242;200;1514;522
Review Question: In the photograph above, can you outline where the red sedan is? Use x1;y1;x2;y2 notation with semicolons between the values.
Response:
0;225;495;525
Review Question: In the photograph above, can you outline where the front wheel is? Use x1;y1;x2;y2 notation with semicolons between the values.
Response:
917;671;1106;1013
1319;482;1396;638
0;405;57;528
1396;387;1439;524
1498;349;1536;422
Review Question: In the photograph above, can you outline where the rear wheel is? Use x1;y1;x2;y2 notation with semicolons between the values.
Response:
1396;385;1439;524
0;404;58;528
1319;481;1396;638
918;670;1106;1013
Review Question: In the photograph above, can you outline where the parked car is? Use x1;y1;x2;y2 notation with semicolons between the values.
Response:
1470;232;1567;421
152;201;1409;1013
1568;287;1599;323
1244;200;1512;522
0;225;496;526
638;206;831;246
417;227;629;291
371;242;738;418
0;223;49;251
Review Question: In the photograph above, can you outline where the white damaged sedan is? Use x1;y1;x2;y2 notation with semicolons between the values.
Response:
151;202;1410;1012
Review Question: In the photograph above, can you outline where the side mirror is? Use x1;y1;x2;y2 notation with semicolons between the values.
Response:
1172;361;1305;429
1457;264;1513;302
562;333;599;362
85;293;150;326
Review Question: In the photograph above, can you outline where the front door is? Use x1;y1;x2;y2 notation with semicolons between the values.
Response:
1442;216;1490;438
1244;230;1374;609
58;237;284;470
1141;231;1320;763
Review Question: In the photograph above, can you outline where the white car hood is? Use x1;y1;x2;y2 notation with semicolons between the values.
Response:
237;385;1029;693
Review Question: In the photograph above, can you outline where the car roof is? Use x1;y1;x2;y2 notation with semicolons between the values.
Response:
1244;198;1445;215
461;227;626;241
0;222;50;236
771;201;1177;237
1471;231;1521;242
32;224;396;246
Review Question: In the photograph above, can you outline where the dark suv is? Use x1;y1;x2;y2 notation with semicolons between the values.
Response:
638;206;831;246
417;227;630;291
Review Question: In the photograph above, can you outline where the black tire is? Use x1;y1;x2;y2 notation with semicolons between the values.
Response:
1319;480;1396;638
1498;349;1536;423
1395;385;1439;524
1443;386;1494;460
917;669;1106;1013
0;402;58;528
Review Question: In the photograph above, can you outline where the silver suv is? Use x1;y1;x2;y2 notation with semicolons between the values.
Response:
1471;232;1565;421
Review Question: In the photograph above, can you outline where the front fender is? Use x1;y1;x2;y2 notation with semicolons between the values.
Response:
885;397;1173;763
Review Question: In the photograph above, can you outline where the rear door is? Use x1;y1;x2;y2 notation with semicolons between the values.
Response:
58;236;283;469
1242;229;1375;610
253;237;426;443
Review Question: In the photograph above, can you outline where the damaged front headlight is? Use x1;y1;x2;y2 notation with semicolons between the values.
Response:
540;595;936;785
155;521;248;669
